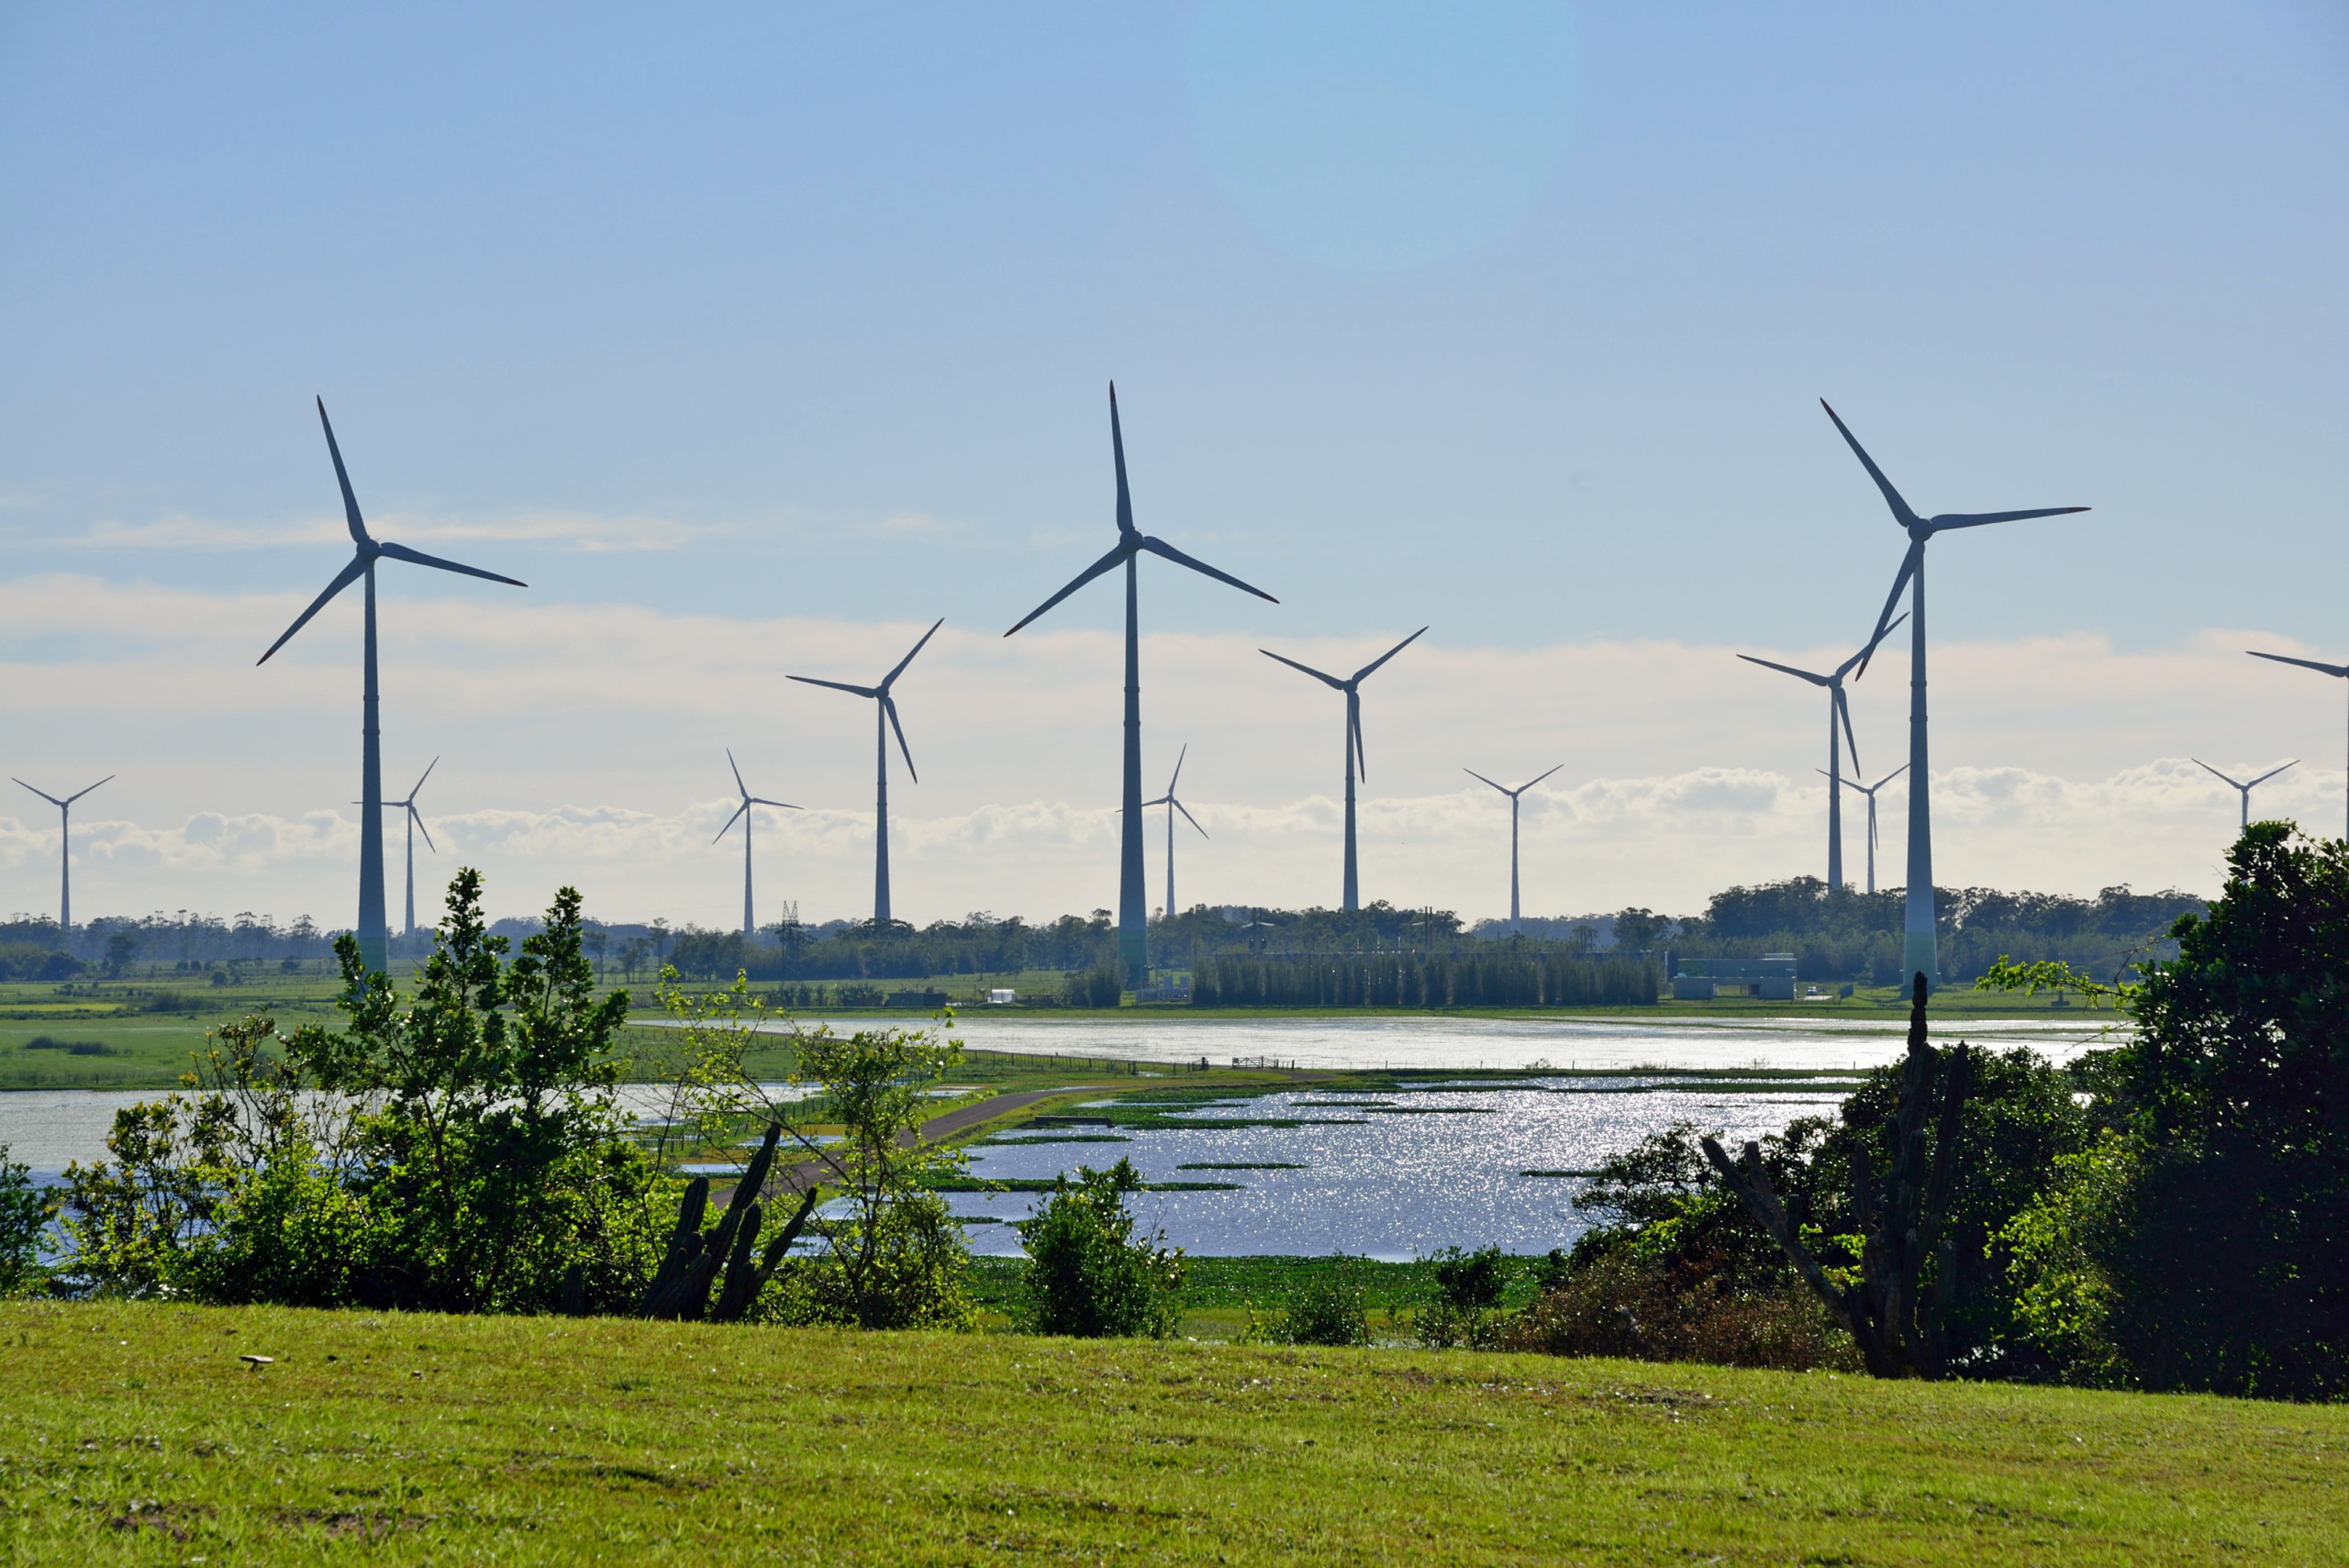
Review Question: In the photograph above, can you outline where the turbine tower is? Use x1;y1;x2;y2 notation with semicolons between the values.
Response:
788;617;941;926
713;751;800;940
2246;648;2349;840
1141;745;1207;918
1736;612;1906;890
258;399;524;973
1831;401;2087;988
388;758;438;940
1463;765;1561;930
1824;763;1908;895
1006;384;1277;985
12;774;111;933
1262;628;1428;911
2191;757;2296;831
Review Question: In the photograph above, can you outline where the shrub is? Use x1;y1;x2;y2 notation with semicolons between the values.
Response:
1417;1245;1513;1350
1017;1158;1184;1339
1497;1246;1857;1372
0;1144;51;1296
1271;1257;1372;1346
1062;966;1122;1008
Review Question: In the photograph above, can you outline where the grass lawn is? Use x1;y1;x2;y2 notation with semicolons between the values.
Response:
4;1301;2343;1565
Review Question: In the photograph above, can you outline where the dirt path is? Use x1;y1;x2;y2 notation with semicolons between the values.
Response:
769;1085;1116;1194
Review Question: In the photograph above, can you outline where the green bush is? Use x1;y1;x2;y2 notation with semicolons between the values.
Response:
0;1144;50;1296
1271;1257;1372;1346
1062;966;1122;1008
1417;1245;1512;1349
1017;1158;1184;1339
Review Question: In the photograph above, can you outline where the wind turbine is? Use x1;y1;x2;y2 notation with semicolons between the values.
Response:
386;759;438;940
1736;612;1907;890
1463;764;1561;930
1005;384;1277;984
1823;763;1908;895
2190;758;2296;831
258;399;525;973
1141;745;1207;918
788;618;941;927
713;751;800;940
1261;628;1428;911
2246;648;2349;840
12;774;111;933
1830;401;2088;987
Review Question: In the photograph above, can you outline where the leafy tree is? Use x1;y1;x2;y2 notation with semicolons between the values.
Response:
1416;1245;1512;1349
1017;1158;1185;1339
0;1144;53;1296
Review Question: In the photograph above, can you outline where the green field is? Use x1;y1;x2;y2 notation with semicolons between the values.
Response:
3;1300;2341;1564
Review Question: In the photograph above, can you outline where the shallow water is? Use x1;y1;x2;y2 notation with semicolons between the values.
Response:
948;1079;1848;1260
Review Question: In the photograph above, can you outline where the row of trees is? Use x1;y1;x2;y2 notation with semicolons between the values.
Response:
1191;951;1656;1009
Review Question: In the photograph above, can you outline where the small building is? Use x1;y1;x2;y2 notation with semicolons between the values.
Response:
1671;953;1798;1002
988;988;1016;1005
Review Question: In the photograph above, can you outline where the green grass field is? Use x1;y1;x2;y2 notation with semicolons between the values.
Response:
3;1300;2341;1564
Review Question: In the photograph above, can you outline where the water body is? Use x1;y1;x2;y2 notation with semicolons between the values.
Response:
950;1080;1851;1260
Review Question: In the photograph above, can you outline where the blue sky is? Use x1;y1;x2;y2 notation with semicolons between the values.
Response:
3;3;2347;927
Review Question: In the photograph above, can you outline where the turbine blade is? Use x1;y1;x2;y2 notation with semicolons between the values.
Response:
2191;758;2245;790
2248;650;2349;679
884;694;918;784
1836;686;1861;777
1464;768;1510;796
410;804;437;853
1261;648;1348;690
1352;626;1428;684
257;552;370;664
12;779;65;809
1141;794;1174;807
748;798;803;810
1735;652;1832;687
1819;400;1922;528
713;800;750;843
2248;760;2299;788
1174;798;1208;839
1924;506;2089;532
1109;383;1135;538
410;755;440;798
1873;762;1909;791
1521;763;1564;792
879;617;944;690
1005;540;1129;636
1854;542;1922;681
316;396;372;545
1137;535;1278;604
786;675;881;698
62;774;115;806
377;539;526;587
728;749;748;797
1835;610;1909;680
1350;693;1366;783
1167;742;1187;795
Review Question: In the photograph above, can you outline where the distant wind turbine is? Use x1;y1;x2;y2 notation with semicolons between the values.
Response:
385;759;438;940
1005;384;1277;984
1464;764;1561;930
2246;648;2349;840
1142;745;1207;918
1736;611;1907;890
1823;763;1908;896
713;751;800;939
1262;628;1428;912
2191;757;2296;831
258;399;525;973
12;774;111;933
788;618;941;926
1830;401;2088;986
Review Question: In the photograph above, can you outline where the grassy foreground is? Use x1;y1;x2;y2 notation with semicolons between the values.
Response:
3;1303;2343;1564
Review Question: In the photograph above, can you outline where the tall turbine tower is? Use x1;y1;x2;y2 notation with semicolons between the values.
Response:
2191;757;2296;831
1261;628;1427;911
788;618;941;926
258;399;524;973
1463;764;1561;930
714;751;800;939
1824;763;1908;895
1830;402;2087;987
2246;648;2349;840
389;758;438;939
1141;745;1207;917
12;774;111;933
1736;612;1906;889
1006;384;1277;985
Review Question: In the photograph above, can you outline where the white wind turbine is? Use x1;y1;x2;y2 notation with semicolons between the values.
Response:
1830;401;2088;986
2245;648;2349;840
1737;611;1906;890
12;774;112;933
1463;765;1561;931
713;751;801;939
1823;763;1909;896
2191;757;2296;831
1141;745;1207;918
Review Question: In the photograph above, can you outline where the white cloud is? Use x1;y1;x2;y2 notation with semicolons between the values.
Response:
77;508;718;552
0;573;2336;926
